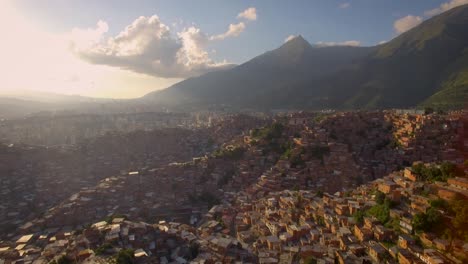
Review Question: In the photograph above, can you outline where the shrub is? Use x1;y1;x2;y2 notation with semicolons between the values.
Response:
412;207;443;233
116;249;135;264
367;204;390;224
411;162;455;182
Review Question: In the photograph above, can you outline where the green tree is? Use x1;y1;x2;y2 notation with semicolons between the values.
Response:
50;256;73;264
439;162;455;180
451;200;468;241
367;204;390;224
426;208;442;226
430;199;449;211
413;212;428;232
375;191;386;205
353;210;365;225
424;107;434;115
303;256;317;264
413;207;443;233
116;249;135;264
411;162;455;182
95;243;113;255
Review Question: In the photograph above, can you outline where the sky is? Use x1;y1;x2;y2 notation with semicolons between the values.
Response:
1;0;467;99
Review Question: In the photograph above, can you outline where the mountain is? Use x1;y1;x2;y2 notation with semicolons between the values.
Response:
323;3;468;109
0;90;112;104
144;5;468;110
0;91;116;119
0;97;56;119
0;91;168;119
144;35;375;109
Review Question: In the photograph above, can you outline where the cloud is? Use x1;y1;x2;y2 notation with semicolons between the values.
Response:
69;6;258;79
339;3;350;9
316;40;361;47
425;0;468;16
378;40;387;45
237;7;257;21
177;26;224;72
211;7;257;41
393;15;422;34
70;6;258;79
284;35;297;43
71;15;231;78
210;22;246;40
391;1;467;36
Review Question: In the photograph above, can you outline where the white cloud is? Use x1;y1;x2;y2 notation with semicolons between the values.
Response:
210;7;256;41
177;27;219;71
390;0;467;37
378;40;387;45
339;3;350;9
284;35;297;43
316;40;361;47
393;15;422;34
237;7;257;21
71;7;258;77
71;15;231;78
425;0;468;16
210;22;246;41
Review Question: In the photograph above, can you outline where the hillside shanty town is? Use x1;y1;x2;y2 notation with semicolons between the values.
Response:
0;110;467;264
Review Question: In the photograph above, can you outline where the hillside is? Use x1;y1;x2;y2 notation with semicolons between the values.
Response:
332;3;468;109
144;4;468;110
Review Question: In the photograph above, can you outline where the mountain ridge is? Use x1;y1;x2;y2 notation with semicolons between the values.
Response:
144;4;468;110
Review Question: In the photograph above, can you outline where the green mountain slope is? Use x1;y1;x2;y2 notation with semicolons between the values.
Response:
333;4;468;109
421;47;468;109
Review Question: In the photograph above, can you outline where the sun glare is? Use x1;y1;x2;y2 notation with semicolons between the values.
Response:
0;1;176;98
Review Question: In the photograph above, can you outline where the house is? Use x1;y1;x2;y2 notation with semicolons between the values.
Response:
348;244;366;256
134;249;149;258
404;168;417;182
437;188;461;201
364;217;379;229
378;181;398;194
289;113;310;126
368;242;387;263
398;234;415;249
354;225;373;242
399;217;413;234
209;237;233;255
335;251;359;264
447;177;468;191
77;249;93;261
334;204;349;216
397;248;416;264
374;225;394;242
420;249;448;264
419;233;435;247
433;238;449;251
16;234;34;244
265;236;281;251
388;189;402;202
